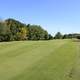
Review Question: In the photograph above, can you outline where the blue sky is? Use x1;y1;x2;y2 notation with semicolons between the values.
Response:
0;0;80;35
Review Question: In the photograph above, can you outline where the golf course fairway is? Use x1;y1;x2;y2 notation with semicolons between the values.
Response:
0;40;80;80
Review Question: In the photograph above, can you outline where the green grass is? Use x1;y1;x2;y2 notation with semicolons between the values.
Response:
0;40;80;80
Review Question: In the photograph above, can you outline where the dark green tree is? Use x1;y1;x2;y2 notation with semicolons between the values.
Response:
48;34;53;40
54;32;63;39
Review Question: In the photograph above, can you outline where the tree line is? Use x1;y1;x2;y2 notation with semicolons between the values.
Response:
0;18;53;42
0;18;80;42
54;32;80;39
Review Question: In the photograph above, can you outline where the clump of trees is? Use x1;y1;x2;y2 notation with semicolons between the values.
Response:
54;32;80;39
0;18;53;42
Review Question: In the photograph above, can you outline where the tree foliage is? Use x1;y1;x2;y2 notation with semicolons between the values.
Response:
62;33;80;39
54;32;63;39
27;24;50;40
54;32;80;39
0;18;53;42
